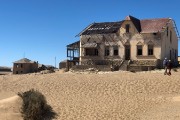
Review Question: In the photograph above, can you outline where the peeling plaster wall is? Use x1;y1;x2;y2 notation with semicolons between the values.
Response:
79;19;178;65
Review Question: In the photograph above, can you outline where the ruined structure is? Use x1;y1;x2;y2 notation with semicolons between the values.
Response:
67;15;179;71
13;58;38;74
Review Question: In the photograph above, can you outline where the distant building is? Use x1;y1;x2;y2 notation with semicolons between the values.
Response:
0;66;11;72
0;66;12;75
178;56;180;64
59;60;68;69
13;58;38;74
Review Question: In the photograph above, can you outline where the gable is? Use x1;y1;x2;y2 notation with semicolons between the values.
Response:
125;15;141;32
120;20;140;34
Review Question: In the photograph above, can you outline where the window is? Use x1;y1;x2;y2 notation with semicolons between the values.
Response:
170;50;171;60
105;47;110;56
125;24;130;33
137;45;142;55
153;33;157;36
170;30;172;43
113;46;119;56
148;45;153;55
16;64;19;68
175;50;177;59
21;64;23;68
85;48;98;56
16;71;18;74
21;71;23;73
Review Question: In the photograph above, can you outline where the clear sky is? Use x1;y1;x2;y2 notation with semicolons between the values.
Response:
0;0;180;67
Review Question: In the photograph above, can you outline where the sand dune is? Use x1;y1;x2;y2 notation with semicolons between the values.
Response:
0;95;22;120
0;69;180;120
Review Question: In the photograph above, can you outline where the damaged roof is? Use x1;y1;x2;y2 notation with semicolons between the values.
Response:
78;15;171;35
14;58;36;63
67;41;80;49
79;21;124;35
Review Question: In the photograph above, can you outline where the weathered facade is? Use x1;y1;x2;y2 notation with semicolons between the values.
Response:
60;41;80;70
65;15;179;71
74;15;179;71
13;58;38;74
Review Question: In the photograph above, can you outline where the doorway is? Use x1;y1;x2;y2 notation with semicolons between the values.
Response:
125;45;130;60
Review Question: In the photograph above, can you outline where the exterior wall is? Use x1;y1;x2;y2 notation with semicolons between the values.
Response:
80;34;123;65
79;19;178;68
59;62;67;69
13;63;38;74
161;20;178;61
119;20;161;60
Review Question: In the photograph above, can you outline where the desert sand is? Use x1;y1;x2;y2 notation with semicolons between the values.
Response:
0;69;180;120
0;94;22;120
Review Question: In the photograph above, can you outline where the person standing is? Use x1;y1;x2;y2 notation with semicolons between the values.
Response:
163;58;168;75
167;60;173;75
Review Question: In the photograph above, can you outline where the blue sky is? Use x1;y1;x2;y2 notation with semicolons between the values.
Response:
0;0;180;67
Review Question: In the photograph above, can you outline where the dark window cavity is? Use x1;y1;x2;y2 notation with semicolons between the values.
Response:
125;24;130;33
148;45;153;55
170;30;172;43
105;47;110;56
85;48;98;56
113;46;119;56
137;45;142;55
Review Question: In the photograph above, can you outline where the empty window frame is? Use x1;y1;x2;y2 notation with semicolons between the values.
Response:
148;45;154;55
21;64;23;68
137;45;142;55
16;64;19;68
170;30;172;43
125;24;130;33
105;46;110;56
170;50;172;60
113;46;119;56
85;48;98;56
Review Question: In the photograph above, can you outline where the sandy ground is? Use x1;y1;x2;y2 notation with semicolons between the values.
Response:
0;95;22;120
0;69;180;120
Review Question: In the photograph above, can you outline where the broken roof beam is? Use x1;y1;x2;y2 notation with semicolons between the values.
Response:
78;21;123;36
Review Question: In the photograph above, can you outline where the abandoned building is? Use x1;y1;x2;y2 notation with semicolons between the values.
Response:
13;58;38;74
65;15;179;71
60;41;80;70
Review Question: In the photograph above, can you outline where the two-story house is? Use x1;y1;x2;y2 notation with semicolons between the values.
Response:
67;15;179;71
